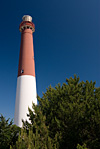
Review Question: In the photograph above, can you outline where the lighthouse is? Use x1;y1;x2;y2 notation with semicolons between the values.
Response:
14;15;37;127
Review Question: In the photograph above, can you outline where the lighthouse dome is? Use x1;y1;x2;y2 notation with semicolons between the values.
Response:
22;15;32;22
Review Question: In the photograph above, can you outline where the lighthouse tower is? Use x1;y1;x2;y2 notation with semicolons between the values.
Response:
14;15;37;127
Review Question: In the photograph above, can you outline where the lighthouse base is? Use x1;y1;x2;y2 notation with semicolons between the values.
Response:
14;75;37;127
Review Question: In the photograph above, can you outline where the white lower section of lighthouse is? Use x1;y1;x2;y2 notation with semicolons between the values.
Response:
14;75;37;127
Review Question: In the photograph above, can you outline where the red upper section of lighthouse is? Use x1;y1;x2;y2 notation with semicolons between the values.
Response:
18;16;36;77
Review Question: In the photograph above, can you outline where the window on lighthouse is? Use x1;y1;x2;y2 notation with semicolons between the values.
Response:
21;69;24;73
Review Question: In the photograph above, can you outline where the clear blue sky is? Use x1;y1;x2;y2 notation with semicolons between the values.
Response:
0;0;99;120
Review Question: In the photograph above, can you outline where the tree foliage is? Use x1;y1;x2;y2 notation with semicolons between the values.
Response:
22;75;100;149
0;114;20;149
77;144;88;149
13;104;59;149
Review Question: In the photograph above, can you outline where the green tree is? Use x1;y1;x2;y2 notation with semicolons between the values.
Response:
0;114;20;149
23;75;100;149
77;144;88;149
13;106;58;149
